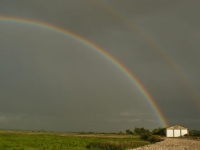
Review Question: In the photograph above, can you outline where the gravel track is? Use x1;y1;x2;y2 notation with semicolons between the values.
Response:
128;138;200;150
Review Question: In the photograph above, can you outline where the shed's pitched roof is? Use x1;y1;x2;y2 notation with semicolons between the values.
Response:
166;124;188;129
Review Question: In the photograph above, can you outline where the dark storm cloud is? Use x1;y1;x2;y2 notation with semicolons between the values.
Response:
0;0;124;37
0;0;200;131
0;22;155;132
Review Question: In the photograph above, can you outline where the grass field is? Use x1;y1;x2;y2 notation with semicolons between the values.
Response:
0;130;150;150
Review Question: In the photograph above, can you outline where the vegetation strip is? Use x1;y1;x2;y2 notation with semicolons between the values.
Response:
0;130;149;150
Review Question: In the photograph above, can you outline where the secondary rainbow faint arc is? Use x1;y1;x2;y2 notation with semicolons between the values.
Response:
0;15;169;127
90;0;200;110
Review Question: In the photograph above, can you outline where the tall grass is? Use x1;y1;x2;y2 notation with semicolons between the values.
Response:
0;130;150;150
86;141;149;150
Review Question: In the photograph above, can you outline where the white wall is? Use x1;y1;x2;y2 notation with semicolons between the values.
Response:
166;129;188;137
166;129;173;137
181;129;188;136
174;129;181;137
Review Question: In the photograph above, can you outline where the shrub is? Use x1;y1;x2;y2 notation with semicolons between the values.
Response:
134;127;150;136
152;128;165;136
125;129;133;135
141;134;162;143
141;133;151;140
148;135;162;143
135;127;163;143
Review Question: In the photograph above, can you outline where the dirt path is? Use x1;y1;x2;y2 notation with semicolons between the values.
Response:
129;138;200;150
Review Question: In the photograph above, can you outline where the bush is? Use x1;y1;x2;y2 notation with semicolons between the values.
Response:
141;133;151;140
134;127;163;143
152;128;165;136
190;130;200;136
134;127;150;136
148;135;162;143
141;134;162;143
125;129;133;135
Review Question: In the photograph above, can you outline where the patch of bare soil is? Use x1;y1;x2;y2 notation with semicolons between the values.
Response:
129;138;200;150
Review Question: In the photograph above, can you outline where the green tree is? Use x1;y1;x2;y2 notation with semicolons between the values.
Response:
134;127;150;136
125;129;133;134
152;127;165;135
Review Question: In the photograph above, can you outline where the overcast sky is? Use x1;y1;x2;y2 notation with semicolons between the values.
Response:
0;0;200;132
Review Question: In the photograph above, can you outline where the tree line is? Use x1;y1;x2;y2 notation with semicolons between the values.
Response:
125;127;165;136
125;127;165;143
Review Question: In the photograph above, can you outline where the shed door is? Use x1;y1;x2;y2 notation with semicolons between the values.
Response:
167;129;173;137
174;129;181;137
181;129;188;136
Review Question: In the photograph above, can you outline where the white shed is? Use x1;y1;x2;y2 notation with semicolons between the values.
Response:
166;125;188;137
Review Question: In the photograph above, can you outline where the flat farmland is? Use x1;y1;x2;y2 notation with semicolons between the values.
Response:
0;130;149;150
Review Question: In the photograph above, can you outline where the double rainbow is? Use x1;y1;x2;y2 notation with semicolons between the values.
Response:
90;0;200;112
0;15;169;127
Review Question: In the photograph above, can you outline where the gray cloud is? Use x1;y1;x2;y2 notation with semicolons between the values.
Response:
0;0;200;132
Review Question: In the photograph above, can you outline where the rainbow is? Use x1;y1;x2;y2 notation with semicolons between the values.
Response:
90;0;200;111
0;15;169;127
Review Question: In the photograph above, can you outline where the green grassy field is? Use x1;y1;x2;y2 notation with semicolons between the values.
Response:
0;130;150;150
